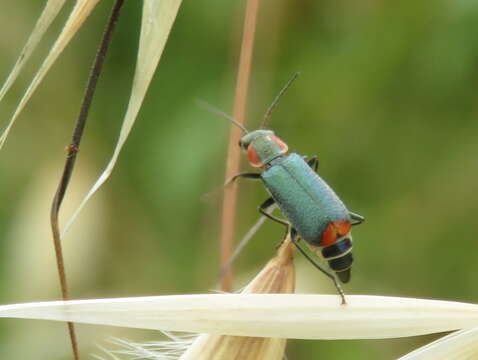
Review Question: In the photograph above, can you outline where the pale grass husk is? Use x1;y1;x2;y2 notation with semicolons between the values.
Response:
179;237;295;360
3;293;478;340
2;245;478;359
398;326;478;360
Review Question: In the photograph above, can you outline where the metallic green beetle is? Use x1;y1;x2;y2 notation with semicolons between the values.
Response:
230;128;364;304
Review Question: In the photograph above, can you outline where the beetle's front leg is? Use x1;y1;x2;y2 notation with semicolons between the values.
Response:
225;172;261;186
349;212;365;226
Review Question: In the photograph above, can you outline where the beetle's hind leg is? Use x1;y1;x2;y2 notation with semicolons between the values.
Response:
258;197;292;248
290;229;347;305
305;156;319;172
350;212;365;226
259;197;289;227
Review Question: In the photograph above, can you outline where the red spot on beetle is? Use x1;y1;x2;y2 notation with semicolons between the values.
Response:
269;135;288;153
334;221;352;236
321;221;352;246
247;145;264;168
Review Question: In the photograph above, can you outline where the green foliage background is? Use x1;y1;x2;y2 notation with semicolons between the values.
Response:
1;0;478;358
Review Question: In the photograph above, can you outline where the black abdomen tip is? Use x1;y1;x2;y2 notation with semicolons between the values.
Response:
328;252;353;284
337;268;351;283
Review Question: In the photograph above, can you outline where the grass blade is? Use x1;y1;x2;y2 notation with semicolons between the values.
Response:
62;0;183;236
0;0;66;104
0;0;101;150
398;326;478;360
2;295;478;340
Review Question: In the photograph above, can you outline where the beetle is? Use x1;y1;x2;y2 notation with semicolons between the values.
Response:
229;128;364;303
223;76;364;305
201;74;364;304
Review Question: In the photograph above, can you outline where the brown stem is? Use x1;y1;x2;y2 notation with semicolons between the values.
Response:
50;1;125;359
220;0;260;292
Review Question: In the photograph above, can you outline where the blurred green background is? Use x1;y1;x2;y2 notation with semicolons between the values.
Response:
1;0;478;359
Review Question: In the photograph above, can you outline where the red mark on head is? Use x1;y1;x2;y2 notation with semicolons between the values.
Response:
269;135;288;153
247;145;264;168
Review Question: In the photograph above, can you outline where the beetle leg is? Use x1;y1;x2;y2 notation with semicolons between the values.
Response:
290;229;347;305
225;172;261;186
258;197;289;228
305;156;319;172
349;212;365;226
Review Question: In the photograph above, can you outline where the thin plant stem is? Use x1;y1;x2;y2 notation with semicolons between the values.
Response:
49;1;125;359
220;0;260;292
217;204;277;287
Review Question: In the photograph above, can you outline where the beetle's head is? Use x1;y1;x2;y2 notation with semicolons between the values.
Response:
239;130;288;168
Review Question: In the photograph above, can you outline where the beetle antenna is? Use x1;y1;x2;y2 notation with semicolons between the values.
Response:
196;99;249;134
261;72;300;129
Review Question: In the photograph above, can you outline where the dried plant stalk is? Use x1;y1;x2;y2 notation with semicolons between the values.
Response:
180;236;294;360
220;0;260;292
49;2;125;359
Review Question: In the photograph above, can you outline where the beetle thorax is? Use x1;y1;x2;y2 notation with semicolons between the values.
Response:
239;130;288;168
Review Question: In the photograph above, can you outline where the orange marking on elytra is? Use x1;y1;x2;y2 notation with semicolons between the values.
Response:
334;221;352;236
321;221;351;246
